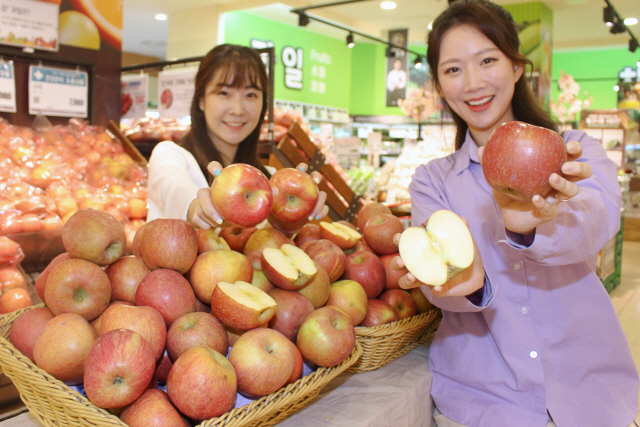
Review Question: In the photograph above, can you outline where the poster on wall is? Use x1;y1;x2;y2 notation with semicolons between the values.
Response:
0;61;16;113
0;0;58;51
28;65;88;117
158;67;198;118
121;73;148;119
386;29;408;107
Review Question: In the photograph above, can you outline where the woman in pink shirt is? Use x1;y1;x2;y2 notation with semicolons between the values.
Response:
395;1;640;426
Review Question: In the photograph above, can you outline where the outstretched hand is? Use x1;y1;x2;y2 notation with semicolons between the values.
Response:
477;141;592;234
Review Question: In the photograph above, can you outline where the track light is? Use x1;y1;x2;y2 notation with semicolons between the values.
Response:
414;56;423;69
610;20;626;34
298;13;309;27
346;33;355;48
603;6;615;26
630;38;639;53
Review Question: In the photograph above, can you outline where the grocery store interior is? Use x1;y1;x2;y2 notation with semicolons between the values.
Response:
0;0;640;425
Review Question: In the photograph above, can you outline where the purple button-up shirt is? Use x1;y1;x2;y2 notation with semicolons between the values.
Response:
409;129;639;427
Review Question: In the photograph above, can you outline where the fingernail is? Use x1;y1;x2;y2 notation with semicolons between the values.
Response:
213;169;220;176
308;215;314;221
564;164;573;173
300;166;306;172
213;215;223;224
554;174;561;184
315;215;321;220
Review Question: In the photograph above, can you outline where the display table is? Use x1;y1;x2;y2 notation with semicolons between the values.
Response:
0;344;434;427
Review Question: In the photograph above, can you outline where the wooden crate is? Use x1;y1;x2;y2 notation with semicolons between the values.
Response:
269;121;362;223
107;120;148;165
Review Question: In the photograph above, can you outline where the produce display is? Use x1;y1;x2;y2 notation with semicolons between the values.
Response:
0;236;33;314
123;117;189;143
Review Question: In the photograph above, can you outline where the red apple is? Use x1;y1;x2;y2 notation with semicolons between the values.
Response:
19;213;44;233
189;249;253;304
139;218;198;274
357;202;392;232
131;222;146;258
326;280;369;326
166;347;237;420
195;298;211;313
91;301;133;335
482;120;567;201
9;307;54;362
195;227;230;254
296;306;356;368
120;389;186;427
352;237;375;255
217;226;257;253
267;288;315;342
379;253;408;290
229;328;296;396
343;251;386;299
0;236;21;264
225;323;268;347
0;266;27;290
84;329;156;409
361;299;399;327
44;258;111;321
293;223;321;247
285;341;304;385
62;208;126;266
300;239;347;282
105;256;150;304
167;312;229;361
99;304;167;361
210;281;276;330
155;350;173;384
251;269;274;293
33;313;96;385
363;214;405;255
410;287;434;313
269;168;319;223
243;227;290;259
379;289;417;320
297;261;331;309
210;163;273;228
135;269;197;327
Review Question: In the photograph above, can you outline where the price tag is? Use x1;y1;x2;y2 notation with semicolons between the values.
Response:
28;65;88;117
121;73;149;119
158;67;198;118
0;61;16;113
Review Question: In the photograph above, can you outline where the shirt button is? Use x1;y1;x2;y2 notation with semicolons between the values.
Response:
513;263;521;270
530;351;538;359
521;307;528;314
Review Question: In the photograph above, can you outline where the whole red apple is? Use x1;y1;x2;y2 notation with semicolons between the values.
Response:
62;208;126;266
296;306;356;368
343;251;386;299
166;347;237;420
44;258;111;321
269;168;319;223
0;266;26;290
357;202;392;232
155;350;173;384
300;239;346;282
379;253;408;290
9;307;54;362
218;225;257;253
482;121;567;201
99;304;167;361
352;237;375;255
167;312;229;361
210;163;273;228
361;299;399;327
195;227;230;254
139;218;198;274
410;287;434;313
0;236;21;265
91;300;133;335
0;288;31;313
243;227;290;259
84;329;156;409
229;328;296;396
363;214;405;255
131;222;146;258
189;249;253;304
326;280;369;326
285;341;304;385
293;223;321;247
34;252;71;301
105;256;150;304
267;288;315;342
120;389;187;427
297;261;331;309
379;289;417;320
251;268;274;293
135;268;197;327
33;313;96;385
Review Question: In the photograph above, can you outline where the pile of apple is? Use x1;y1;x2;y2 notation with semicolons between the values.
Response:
0;236;32;314
0;120;148;242
259;108;311;143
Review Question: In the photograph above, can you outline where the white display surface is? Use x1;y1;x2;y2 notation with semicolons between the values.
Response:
0;344;434;427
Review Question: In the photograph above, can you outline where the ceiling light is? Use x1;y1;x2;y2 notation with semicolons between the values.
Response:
624;17;638;26
155;14;167;21
346;33;355;48
381;1;397;10
428;22;433;31
603;6;615;25
414;56;423;69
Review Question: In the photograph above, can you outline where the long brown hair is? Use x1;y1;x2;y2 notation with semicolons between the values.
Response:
180;44;269;182
427;0;558;150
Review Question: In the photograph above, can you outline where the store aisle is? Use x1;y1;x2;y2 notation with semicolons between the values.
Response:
609;241;640;423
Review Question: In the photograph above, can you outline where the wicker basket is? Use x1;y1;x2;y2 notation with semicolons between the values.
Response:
0;304;363;427
347;307;441;373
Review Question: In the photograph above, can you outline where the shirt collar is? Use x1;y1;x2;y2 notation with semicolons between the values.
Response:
453;129;480;175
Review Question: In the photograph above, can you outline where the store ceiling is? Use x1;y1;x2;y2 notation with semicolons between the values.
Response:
123;0;640;60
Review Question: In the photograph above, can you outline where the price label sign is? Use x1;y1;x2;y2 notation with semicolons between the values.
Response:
158;67;197;118
0;61;16;113
28;65;88;117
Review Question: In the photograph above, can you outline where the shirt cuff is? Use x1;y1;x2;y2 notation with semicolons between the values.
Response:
504;228;535;249
465;273;493;307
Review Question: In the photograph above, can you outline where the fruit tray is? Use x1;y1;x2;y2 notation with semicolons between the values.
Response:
347;307;441;373
0;304;363;427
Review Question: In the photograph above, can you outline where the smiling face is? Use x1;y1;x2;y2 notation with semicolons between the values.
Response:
436;24;523;147
200;71;264;163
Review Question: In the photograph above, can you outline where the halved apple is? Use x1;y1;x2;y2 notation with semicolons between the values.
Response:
398;210;474;287
210;281;277;330
261;244;317;290
319;222;361;249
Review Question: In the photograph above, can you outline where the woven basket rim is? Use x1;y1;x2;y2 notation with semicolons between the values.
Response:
0;304;362;427
354;307;440;337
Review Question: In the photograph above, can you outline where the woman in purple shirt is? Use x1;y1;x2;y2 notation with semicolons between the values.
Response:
394;1;640;426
